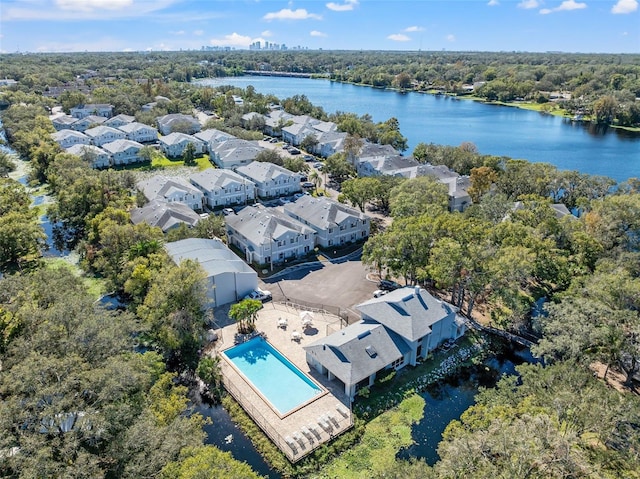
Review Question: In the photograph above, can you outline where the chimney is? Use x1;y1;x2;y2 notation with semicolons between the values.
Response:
414;285;421;297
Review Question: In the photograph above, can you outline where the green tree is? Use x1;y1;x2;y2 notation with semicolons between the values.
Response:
389;176;448;218
161;446;263;479
255;148;284;166
183;142;196;166
341;177;378;212
137;260;208;367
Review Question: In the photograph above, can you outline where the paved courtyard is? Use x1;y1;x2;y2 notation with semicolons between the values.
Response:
213;302;354;462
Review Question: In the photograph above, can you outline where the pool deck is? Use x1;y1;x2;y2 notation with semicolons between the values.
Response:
213;302;353;462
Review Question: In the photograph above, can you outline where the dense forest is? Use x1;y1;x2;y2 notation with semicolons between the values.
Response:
1;49;639;126
1;52;639;477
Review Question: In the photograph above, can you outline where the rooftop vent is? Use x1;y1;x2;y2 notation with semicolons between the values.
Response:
365;345;377;358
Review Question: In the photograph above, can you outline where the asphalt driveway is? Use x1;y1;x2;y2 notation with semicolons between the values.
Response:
260;257;377;315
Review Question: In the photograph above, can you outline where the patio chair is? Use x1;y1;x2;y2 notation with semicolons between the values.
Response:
336;405;349;417
285;436;297;451
318;415;331;431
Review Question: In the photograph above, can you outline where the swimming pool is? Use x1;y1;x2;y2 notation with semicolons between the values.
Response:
223;336;324;416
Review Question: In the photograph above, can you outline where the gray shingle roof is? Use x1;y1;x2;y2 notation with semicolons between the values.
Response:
189;168;254;191
137;175;202;202
303;321;410;386
101;139;143;154
159;132;204;147
283;195;368;229
225;205;314;246
51;130;89;141
356;287;458;342
117;122;157;134
130;199;200;232
194;128;235;143
84;125;124;138
236;161;299;184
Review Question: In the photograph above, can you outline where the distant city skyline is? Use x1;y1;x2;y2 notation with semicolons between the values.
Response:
0;0;638;54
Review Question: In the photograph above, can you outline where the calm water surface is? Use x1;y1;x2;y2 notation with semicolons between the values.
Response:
198;77;639;182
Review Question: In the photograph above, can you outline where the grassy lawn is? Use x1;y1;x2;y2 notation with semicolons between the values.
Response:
44;257;106;300
318;395;425;479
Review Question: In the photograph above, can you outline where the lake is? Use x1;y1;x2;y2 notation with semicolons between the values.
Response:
197;76;640;183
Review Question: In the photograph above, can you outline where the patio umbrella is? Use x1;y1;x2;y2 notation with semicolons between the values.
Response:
300;311;314;326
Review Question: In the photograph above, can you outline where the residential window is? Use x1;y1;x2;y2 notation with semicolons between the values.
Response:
290;238;295;244
329;228;333;234
391;357;404;369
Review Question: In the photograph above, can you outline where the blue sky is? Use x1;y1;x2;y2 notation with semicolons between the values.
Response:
0;0;638;54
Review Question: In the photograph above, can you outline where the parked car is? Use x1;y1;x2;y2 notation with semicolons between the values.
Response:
270;138;278;143
293;192;305;200
299;175;308;182
278;197;291;205
301;181;315;189
289;148;301;155
303;155;314;161
378;279;402;291
373;289;388;298
313;162;323;169
243;288;272;302
222;208;235;216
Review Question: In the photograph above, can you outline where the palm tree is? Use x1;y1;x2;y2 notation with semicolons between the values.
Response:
309;170;321;193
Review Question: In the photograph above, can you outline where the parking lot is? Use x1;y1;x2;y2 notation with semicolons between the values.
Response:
260;257;378;315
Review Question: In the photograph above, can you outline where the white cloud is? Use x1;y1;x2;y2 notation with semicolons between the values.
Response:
405;26;424;32
209;32;265;48
310;30;327;37
326;0;358;11
3;0;180;21
488;0;500;5
387;33;410;42
263;8;322;21
518;0;540;8
193;30;204;36
446;34;456;42
262;30;273;37
56;0;132;11
539;0;587;14
169;30;185;35
612;0;638;13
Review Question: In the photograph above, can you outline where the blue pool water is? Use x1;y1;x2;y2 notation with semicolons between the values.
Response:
223;337;323;415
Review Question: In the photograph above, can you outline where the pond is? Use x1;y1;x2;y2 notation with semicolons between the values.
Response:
197;341;534;475
398;344;536;465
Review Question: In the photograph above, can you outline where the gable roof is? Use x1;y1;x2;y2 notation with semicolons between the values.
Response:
137;175;202;201
52;115;78;127
105;114;135;125
189;168;254;191
194;128;235;144
66;144;108;157
356;287;458;342
303;321;410;386
211;138;264;164
130;199;200;232
236;161;299;184
101;139;143;154
76;115;107;126
225;205;314;246
84;125;124;138
51;130;89;141
156;113;200;128
159;132;204;146
117;121;157;134
284;195;368;229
